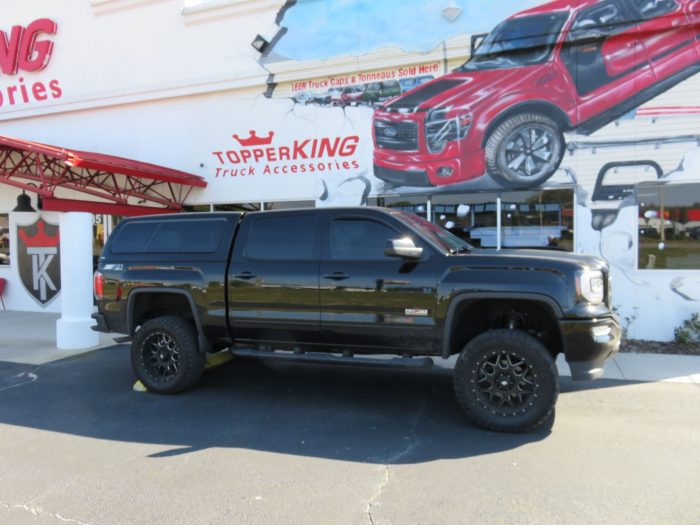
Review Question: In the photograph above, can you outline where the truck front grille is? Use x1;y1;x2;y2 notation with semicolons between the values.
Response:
374;120;419;151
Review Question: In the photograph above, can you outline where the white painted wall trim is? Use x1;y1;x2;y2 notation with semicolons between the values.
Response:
181;0;285;24
90;0;173;15
0;68;268;123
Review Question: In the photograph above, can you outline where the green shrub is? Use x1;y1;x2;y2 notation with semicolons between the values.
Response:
674;313;700;345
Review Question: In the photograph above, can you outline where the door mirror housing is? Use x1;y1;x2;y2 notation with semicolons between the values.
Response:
385;238;423;260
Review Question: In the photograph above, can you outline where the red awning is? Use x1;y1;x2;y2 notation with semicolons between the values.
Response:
0;135;207;215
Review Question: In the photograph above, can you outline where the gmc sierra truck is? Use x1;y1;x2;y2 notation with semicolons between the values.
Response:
92;207;620;432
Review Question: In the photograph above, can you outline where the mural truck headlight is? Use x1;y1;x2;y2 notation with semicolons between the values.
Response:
425;107;472;155
577;269;605;305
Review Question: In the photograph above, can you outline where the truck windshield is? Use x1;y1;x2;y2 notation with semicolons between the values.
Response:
458;13;567;71
398;211;473;254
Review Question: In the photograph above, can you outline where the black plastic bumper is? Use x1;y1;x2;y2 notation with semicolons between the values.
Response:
373;165;434;187
559;315;621;381
91;312;110;333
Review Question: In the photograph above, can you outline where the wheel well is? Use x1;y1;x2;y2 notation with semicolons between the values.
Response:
129;292;194;335
447;299;562;358
482;102;571;148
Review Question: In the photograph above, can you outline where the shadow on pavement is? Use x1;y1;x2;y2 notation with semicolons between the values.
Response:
0;346;646;464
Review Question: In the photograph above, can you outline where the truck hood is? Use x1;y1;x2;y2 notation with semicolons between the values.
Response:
383;68;542;113
453;248;607;274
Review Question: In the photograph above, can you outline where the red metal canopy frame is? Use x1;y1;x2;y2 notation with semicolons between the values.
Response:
0;135;207;215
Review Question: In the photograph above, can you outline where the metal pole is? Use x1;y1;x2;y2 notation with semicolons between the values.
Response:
496;196;502;250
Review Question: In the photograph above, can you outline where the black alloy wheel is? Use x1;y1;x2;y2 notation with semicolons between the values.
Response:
142;331;181;382
131;316;205;394
453;329;558;433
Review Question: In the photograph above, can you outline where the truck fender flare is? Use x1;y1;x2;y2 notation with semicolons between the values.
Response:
126;287;211;354
441;292;563;359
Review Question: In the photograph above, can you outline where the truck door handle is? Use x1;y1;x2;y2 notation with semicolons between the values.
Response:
234;271;257;279
323;272;350;280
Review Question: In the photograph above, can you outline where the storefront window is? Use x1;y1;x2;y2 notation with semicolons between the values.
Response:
430;192;499;241
431;189;574;251
498;189;573;251
637;183;700;270
263;200;315;211
214;203;261;212
369;195;429;219
0;214;9;265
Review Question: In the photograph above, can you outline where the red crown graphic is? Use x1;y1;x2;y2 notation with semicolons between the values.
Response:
18;220;60;248
232;130;274;147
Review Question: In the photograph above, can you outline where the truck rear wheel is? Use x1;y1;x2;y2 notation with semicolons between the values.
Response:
131;316;205;394
453;329;558;433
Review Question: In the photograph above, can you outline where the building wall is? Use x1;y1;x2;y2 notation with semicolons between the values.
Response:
1;0;699;340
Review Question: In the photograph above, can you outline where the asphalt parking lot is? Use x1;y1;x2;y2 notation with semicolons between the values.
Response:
1;345;699;525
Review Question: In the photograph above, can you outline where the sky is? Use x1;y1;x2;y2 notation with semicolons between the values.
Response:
275;0;545;61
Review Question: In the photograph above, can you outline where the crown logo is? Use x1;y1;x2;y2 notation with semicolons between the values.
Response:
232;130;274;147
18;220;60;248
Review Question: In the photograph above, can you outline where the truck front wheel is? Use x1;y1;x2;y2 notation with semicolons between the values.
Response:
453;329;558;433
131;316;205;394
485;112;564;189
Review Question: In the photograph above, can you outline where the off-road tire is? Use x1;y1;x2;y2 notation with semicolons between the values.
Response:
131;316;205;394
453;329;558;433
485;112;564;189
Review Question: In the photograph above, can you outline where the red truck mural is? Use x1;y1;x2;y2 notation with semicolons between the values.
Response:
373;0;700;189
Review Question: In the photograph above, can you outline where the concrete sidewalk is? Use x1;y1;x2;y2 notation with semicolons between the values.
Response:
1;310;699;384
0;310;118;365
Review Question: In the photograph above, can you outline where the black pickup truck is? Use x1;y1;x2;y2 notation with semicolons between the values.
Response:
93;207;620;432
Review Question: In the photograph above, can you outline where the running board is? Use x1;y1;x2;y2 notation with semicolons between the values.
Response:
231;348;434;369
114;335;132;343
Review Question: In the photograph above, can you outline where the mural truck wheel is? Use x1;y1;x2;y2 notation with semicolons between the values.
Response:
453;329;558;433
131;316;205;394
486;113;564;189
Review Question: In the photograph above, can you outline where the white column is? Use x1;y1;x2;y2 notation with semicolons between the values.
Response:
56;212;100;349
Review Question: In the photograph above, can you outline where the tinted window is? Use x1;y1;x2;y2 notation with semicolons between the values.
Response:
111;222;158;253
147;219;227;253
331;219;397;260
460;13;568;71
569;1;634;40
628;0;677;19
246;214;316;260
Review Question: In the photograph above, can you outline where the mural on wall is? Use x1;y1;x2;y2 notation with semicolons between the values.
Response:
262;0;700;193
250;0;700;339
16;217;60;307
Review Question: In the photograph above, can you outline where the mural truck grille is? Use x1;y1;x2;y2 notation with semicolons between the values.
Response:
374;120;418;151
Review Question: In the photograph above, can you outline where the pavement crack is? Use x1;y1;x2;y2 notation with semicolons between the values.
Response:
366;394;429;525
0;502;90;525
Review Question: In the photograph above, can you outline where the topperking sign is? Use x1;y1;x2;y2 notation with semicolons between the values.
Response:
17;218;61;306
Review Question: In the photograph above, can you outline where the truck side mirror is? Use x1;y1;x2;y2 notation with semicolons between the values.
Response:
385;238;423;260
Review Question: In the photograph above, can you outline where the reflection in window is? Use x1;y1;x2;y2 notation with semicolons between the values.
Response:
331;219;396;260
213;200;315;212
432;189;574;251
246;214;316;261
637;183;700;270
370;195;429;219
0;214;9;265
498;189;573;251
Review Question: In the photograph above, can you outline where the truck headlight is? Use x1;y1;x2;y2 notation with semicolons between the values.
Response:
577;269;605;305
425;107;471;153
